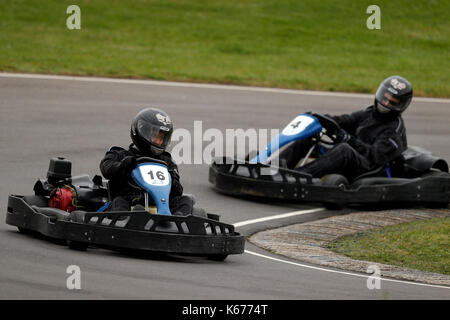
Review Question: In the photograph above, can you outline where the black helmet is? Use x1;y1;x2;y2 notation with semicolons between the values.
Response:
130;108;173;155
375;75;413;114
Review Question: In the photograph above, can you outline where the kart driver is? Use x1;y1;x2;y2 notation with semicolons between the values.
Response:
100;107;193;215
279;75;412;181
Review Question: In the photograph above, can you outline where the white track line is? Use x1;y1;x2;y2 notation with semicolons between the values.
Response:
233;210;450;290
244;250;450;290
233;208;324;227
3;71;447;290
0;72;449;103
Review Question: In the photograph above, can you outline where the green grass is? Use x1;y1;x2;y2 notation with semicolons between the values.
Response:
329;217;450;275
0;0;449;96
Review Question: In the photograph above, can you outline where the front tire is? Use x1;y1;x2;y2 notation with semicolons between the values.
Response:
321;174;349;210
18;227;33;235
68;241;88;251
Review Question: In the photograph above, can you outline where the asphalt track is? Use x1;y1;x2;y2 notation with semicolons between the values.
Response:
0;73;449;299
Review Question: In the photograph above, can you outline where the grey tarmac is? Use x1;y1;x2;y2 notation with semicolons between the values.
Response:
0;74;449;299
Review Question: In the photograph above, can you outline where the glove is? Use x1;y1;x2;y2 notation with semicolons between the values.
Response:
336;128;351;143
120;156;137;173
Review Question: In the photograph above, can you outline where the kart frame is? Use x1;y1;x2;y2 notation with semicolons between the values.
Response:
6;194;245;257
209;158;450;206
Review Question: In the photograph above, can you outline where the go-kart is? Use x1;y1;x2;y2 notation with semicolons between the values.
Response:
6;157;245;260
209;113;450;208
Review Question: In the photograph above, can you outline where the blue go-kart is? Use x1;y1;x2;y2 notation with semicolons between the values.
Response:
209;113;450;209
6;157;245;260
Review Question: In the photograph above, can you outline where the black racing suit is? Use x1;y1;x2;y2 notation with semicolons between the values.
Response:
279;106;407;180
100;144;193;215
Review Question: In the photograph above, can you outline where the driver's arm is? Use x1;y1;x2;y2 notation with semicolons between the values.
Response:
327;110;365;134
100;148;134;180
347;129;406;166
169;166;183;198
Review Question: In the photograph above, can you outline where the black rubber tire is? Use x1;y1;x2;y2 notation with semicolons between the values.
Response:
321;174;349;210
425;202;449;209
67;240;88;251
321;174;349;189
324;202;344;210
420;171;450;208
18;227;33;235
207;254;228;261
192;207;208;218
69;210;87;223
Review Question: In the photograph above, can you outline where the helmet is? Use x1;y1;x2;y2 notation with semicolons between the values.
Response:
130;108;173;156
375;75;413;114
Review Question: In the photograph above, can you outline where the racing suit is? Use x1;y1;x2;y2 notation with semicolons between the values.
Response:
279;106;407;180
100;144;193;215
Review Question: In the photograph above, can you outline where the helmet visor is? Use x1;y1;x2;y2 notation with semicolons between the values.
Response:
136;120;172;149
375;85;411;112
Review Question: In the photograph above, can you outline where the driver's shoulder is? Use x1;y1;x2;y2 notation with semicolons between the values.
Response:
107;145;126;152
105;145;133;158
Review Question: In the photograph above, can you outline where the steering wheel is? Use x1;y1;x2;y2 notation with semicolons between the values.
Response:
135;156;168;166
313;114;343;144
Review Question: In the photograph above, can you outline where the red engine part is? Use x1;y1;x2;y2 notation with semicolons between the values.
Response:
49;187;76;212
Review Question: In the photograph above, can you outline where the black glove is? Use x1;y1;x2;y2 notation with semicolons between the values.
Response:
336;128;351;143
120;156;137;173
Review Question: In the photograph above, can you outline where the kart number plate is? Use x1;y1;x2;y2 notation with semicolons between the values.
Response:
282;115;314;136
138;165;170;186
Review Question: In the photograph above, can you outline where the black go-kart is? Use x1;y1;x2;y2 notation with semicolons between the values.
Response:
209;113;450;209
6;157;245;261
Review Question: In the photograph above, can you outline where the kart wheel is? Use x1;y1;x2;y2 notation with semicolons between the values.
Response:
424;202;449;209
321;174;349;189
207;254;228;261
421;172;450;208
67;240;88;251
18;227;33;235
324;202;344;210
69;210;87;223
321;174;349;210
192;207;208;218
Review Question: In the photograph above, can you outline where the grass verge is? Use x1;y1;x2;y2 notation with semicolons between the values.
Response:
329;216;450;275
0;0;449;96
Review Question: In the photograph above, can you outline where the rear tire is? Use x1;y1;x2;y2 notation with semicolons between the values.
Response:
421;171;449;208
68;241;88;251
192;207;208;218
425;202;449;209
69;210;87;223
